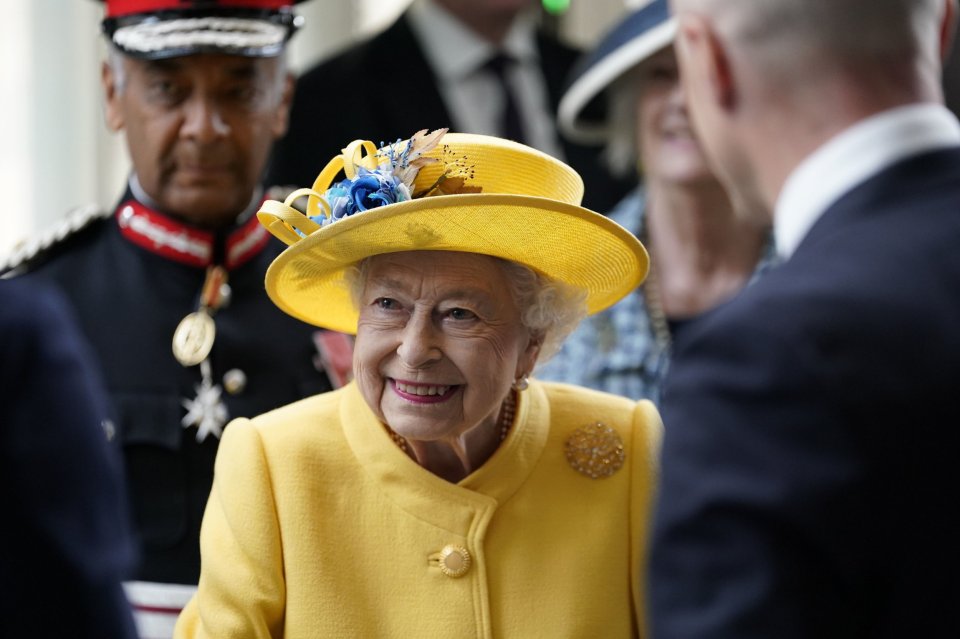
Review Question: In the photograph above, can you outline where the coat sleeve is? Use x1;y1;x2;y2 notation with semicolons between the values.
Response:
175;418;286;639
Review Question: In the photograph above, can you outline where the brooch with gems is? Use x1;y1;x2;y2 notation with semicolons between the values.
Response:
564;422;625;479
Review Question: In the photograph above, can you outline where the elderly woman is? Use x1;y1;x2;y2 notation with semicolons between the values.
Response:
174;129;661;637
537;0;776;402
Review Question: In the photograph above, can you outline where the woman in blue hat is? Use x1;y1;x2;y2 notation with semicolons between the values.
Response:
537;0;776;403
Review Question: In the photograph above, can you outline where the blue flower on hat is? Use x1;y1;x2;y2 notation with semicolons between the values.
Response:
305;128;480;231
321;168;412;225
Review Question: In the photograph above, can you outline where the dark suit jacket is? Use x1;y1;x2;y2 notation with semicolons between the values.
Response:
267;12;633;213
0;279;137;638
650;147;960;638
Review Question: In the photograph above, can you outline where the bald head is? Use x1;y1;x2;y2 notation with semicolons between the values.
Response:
672;0;948;84
668;0;957;216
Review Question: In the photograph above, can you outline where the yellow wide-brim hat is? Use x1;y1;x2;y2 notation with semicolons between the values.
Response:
258;131;648;334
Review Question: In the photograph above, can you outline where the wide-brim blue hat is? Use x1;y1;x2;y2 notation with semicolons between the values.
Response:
558;0;676;144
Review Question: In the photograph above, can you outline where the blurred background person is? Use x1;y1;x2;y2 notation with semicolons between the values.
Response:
1;278;137;639
175;129;660;637
3;1;337;636
536;0;775;402
266;0;634;212
651;0;960;636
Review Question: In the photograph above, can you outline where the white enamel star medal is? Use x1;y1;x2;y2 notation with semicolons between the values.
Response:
182;359;228;442
177;266;231;442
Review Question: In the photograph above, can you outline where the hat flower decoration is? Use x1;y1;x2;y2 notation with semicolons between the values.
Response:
256;129;649;334
299;128;483;230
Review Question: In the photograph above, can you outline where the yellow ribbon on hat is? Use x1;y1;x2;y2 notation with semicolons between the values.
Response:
258;139;382;247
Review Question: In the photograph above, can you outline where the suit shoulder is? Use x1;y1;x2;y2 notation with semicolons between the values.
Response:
0;279;72;338
1;204;110;276
298;16;410;87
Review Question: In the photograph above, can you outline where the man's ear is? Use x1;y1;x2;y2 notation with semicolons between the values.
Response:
102;60;125;132
677;14;736;110
271;71;296;139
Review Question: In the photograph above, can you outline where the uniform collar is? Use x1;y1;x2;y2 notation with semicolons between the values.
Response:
115;182;271;269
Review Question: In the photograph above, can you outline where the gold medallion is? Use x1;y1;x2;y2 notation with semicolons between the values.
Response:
172;311;216;367
564;422;625;479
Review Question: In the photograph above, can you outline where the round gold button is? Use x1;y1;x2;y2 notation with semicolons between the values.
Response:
438;545;471;578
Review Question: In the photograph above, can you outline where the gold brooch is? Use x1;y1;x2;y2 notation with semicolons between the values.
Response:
564;422;625;479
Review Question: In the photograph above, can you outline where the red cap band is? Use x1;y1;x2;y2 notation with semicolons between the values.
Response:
104;0;293;19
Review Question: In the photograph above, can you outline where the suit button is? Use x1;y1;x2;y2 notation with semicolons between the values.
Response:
438;545;471;578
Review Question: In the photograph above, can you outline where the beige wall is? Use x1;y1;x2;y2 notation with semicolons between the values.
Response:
0;0;634;258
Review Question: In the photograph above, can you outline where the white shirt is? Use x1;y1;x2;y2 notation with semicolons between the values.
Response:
406;0;566;160
775;103;960;259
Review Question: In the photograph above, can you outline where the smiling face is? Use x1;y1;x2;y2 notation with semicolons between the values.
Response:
353;251;540;444
635;46;715;187
102;53;292;227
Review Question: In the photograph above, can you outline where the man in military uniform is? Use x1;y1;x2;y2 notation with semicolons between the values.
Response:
3;1;343;636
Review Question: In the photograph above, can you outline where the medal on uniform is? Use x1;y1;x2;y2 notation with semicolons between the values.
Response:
177;266;231;441
182;359;229;442
172;310;216;366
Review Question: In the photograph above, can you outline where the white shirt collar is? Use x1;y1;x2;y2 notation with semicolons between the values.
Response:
775;103;960;259
407;0;538;82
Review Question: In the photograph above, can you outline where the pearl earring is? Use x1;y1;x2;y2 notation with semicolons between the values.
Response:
512;373;529;392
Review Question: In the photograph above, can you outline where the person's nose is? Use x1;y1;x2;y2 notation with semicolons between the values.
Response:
668;79;687;111
180;96;230;142
396;310;442;368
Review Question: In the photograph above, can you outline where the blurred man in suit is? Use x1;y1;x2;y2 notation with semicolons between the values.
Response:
1;279;137;639
267;0;633;212
650;0;960;637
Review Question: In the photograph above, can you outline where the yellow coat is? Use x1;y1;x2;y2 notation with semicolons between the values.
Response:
175;379;662;638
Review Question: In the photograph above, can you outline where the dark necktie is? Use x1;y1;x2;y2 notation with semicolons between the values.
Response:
484;53;527;144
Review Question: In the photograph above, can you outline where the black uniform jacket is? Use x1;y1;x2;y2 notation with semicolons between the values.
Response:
13;190;333;584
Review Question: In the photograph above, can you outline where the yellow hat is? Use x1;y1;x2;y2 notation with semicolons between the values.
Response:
258;130;648;334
